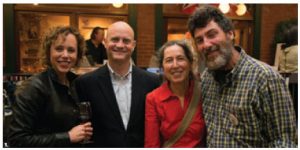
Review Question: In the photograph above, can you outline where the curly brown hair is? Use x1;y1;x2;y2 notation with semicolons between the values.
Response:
188;5;234;38
41;26;86;68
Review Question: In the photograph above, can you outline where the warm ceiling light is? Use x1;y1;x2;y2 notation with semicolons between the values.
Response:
219;4;230;14
112;3;123;8
33;3;39;6
236;3;247;16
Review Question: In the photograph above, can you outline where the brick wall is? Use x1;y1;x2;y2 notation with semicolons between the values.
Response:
134;4;298;67
136;4;156;68
260;4;297;65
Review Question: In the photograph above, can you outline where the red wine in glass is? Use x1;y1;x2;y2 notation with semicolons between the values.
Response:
80;114;90;123
78;101;93;144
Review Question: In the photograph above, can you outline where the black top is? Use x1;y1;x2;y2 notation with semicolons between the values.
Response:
85;39;107;64
8;68;81;147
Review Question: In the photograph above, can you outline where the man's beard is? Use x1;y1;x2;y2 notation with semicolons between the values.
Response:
202;39;233;71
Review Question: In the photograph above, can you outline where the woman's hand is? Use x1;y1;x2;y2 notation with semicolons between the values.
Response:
68;122;93;143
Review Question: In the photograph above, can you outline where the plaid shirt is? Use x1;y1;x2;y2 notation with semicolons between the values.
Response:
201;47;297;147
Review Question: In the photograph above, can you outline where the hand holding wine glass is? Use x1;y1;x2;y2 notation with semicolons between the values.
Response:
68;122;93;143
78;101;93;144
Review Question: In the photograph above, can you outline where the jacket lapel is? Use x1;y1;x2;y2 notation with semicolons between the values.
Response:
127;67;142;129
97;65;125;130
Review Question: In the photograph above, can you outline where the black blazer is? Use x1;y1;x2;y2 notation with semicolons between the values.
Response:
75;65;160;147
8;69;80;147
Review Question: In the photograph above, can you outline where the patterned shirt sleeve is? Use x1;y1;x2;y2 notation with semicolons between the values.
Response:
259;70;297;147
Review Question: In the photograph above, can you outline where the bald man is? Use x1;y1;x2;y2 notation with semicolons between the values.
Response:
75;21;160;147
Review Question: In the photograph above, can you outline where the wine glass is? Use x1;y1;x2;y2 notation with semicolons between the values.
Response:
78;101;93;144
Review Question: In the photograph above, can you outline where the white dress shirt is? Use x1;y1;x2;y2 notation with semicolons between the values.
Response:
107;63;132;129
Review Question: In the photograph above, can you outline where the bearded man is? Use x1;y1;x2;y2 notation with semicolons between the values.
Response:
188;6;297;148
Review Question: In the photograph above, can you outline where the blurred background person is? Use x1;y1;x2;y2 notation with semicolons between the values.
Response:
86;26;107;65
8;26;93;147
278;24;298;120
279;25;298;73
145;40;206;148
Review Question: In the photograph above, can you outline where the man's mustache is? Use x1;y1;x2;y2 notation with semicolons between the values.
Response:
203;45;219;57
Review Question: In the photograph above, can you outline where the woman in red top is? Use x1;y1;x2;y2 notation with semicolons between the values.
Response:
145;40;206;148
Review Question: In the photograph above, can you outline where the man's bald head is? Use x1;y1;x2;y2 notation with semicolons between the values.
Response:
106;21;135;39
104;21;136;65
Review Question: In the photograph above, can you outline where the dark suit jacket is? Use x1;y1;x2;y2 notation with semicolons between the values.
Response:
75;65;160;147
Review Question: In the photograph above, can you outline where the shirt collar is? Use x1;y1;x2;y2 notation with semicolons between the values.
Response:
47;67;77;86
157;82;174;101
107;62;133;80
229;46;248;80
159;80;194;102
